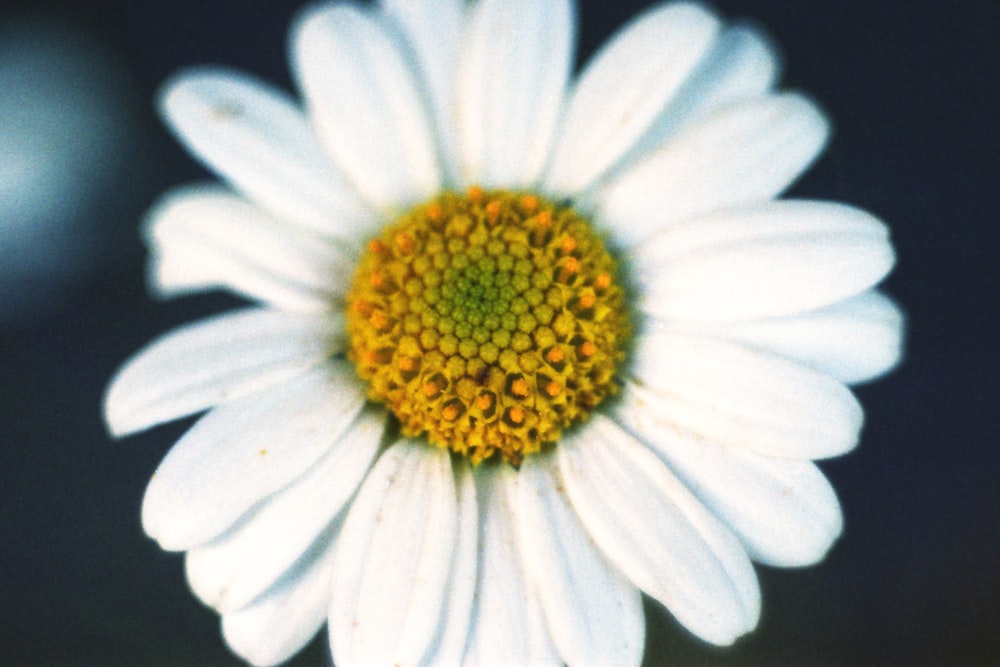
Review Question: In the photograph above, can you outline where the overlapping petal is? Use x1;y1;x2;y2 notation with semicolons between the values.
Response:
621;24;780;168
463;465;560;666
380;0;464;183
675;290;906;385
221;530;338;667
559;415;760;645
158;67;374;237
544;2;720;196
420;461;478;667
143;185;356;310
185;407;383;613
104;307;339;437
141;365;364;551
595;93;829;246
328;441;458;667
518;455;645;667
629;332;863;459
456;0;574;188
631;200;895;322
613;402;843;566
291;4;441;209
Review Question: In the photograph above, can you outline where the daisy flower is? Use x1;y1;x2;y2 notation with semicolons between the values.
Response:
104;1;904;665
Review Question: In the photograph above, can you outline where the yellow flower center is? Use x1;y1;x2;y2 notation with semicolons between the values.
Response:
346;187;630;465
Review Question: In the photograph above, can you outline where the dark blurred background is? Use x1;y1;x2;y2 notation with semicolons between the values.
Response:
0;1;997;665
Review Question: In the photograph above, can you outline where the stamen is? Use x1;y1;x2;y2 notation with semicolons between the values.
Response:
486;200;502;223
394;232;415;254
510;377;530;398
576;292;596;310
504;406;525;426
346;188;630;465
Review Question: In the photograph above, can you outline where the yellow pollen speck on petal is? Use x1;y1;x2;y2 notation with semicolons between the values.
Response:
258;448;267;456
211;101;243;120
345;188;631;465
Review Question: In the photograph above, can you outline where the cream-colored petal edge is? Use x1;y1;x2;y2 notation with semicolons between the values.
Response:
104;307;340;437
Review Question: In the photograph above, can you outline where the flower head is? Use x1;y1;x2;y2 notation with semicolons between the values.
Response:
105;1;903;665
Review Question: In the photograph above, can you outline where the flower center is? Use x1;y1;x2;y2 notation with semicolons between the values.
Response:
346;186;630;465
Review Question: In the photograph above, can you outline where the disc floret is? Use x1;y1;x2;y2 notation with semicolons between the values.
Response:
346;187;630;465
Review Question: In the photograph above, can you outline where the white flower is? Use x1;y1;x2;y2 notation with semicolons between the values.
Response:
104;1;903;666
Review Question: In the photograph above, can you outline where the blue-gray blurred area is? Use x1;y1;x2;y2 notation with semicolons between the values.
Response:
0;0;997;665
0;11;139;323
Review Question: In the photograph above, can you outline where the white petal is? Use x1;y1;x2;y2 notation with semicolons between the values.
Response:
558;416;759;645
517;455;645;667
595;93;829;247
544;3;720;196
629;332;863;459
632;200;895;322
104;308;338;437
381;0;464;184
158;67;374;237
141;365;365;551
221;529;337;667
185;407;384;613
143;185;356;311
456;0;574;188
145;248;215;297
613;402;843;567
291;4;441;209
622;25;780;169
421;460;478;667
463;464;560;667
673;290;906;385
328;441;457;667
